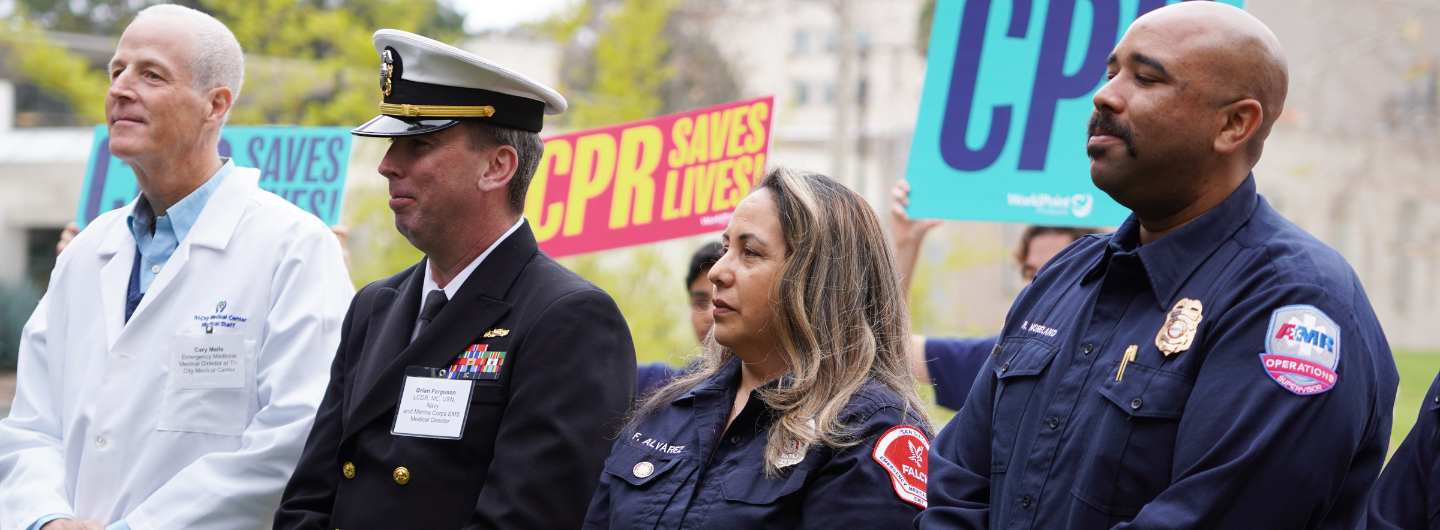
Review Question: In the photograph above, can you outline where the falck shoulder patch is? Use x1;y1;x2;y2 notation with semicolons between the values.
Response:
1260;304;1340;396
872;425;929;508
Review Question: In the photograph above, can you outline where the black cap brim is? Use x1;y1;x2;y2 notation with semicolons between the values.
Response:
351;115;461;137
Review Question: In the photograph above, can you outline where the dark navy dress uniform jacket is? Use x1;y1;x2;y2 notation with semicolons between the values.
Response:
918;176;1398;530
1370;370;1440;529
585;357;929;529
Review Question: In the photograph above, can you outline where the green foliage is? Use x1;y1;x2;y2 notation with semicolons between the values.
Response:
0;0;465;127
916;0;936;55
0;22;108;123
559;242;702;367
564;0;678;128
343;183;425;289
0;280;41;371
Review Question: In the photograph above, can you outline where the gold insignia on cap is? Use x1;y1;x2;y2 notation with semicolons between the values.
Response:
379;103;496;118
1156;298;1203;357
380;49;394;97
342;461;355;479
483;328;510;338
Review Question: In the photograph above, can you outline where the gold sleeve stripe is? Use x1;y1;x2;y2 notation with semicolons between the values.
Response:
379;103;496;118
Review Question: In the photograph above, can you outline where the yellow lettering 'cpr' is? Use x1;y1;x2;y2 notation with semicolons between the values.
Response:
524;139;573;242
564;134;616;237
610;125;661;229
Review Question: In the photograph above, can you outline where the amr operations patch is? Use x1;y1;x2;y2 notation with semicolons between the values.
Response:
1260;305;1340;395
872;425;929;508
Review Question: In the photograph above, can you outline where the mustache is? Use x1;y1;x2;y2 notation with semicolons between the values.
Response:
1087;111;1137;159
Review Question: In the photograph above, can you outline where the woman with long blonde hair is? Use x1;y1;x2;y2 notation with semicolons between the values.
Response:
583;168;931;529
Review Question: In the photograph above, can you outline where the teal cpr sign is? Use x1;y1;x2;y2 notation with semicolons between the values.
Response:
906;0;1243;226
78;125;352;228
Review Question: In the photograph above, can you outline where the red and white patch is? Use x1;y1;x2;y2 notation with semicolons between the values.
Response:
871;425;929;508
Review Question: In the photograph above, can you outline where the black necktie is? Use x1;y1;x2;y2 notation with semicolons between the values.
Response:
417;289;448;336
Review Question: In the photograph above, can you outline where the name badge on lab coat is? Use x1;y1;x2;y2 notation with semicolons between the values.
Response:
171;333;246;389
392;366;473;440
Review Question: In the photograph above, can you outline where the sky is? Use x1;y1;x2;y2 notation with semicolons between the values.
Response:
444;0;576;34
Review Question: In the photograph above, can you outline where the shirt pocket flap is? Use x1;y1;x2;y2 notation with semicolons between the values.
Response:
993;337;1060;379
604;444;680;487
1097;364;1193;419
720;468;810;505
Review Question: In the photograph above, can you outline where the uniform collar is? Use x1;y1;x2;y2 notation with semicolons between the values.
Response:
126;158;234;246
672;357;793;405
1085;174;1260;310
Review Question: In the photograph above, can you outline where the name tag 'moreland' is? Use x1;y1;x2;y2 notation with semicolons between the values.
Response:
392;373;474;439
170;333;246;390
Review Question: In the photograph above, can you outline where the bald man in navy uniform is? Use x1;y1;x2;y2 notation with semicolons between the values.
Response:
275;29;636;530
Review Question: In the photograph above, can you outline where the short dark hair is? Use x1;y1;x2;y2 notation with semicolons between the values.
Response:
685;242;724;291
1014;225;1098;266
460;121;544;214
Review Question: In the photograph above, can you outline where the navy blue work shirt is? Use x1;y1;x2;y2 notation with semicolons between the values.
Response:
638;361;685;397
919;176;1397;530
1369;370;1440;529
925;335;999;411
585;357;931;529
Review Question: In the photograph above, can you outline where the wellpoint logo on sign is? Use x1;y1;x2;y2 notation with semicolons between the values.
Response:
905;0;1244;226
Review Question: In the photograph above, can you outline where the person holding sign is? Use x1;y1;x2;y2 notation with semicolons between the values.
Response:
0;5;355;530
274;30;636;530
583;168;931;529
920;3;1396;529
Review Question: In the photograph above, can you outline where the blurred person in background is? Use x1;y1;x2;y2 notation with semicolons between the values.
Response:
0;5;353;530
584;168;931;529
890;179;1096;410
275;29;635;529
636;242;725;396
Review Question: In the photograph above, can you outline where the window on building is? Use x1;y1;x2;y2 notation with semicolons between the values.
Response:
26;227;62;294
857;30;872;53
824;83;836;104
795;82;809;106
15;84;82;128
858;78;868;106
794;30;810;55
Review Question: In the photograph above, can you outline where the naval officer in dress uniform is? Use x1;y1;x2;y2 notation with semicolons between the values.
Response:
274;29;637;530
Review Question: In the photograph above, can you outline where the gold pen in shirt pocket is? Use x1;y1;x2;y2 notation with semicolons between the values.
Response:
1115;345;1138;382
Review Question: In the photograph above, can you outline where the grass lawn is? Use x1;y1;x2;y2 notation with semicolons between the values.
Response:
1391;349;1440;449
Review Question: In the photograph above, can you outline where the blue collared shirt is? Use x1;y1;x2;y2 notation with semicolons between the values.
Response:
126;159;233;293
1369;368;1440;528
585;358;930;529
919;176;1397;529
923;335;997;411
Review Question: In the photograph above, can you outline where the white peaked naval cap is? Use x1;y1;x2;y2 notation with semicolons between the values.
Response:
352;29;567;137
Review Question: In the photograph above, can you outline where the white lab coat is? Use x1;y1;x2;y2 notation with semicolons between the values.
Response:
0;168;354;530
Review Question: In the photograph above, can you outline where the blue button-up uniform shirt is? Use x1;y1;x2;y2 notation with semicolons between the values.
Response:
1369;370;1440;529
126;159;233;293
585;358;930;529
925;335;998;411
919;176;1397;530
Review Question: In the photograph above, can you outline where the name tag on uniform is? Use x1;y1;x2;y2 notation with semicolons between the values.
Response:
392;366;473;439
170;333;246;389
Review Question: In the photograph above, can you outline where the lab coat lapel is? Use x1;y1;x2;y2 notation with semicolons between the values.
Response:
124;169;257;326
95;208;138;351
342;222;539;442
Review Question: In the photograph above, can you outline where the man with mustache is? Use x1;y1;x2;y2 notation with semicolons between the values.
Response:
0;5;353;530
274;29;636;529
919;3;1396;529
